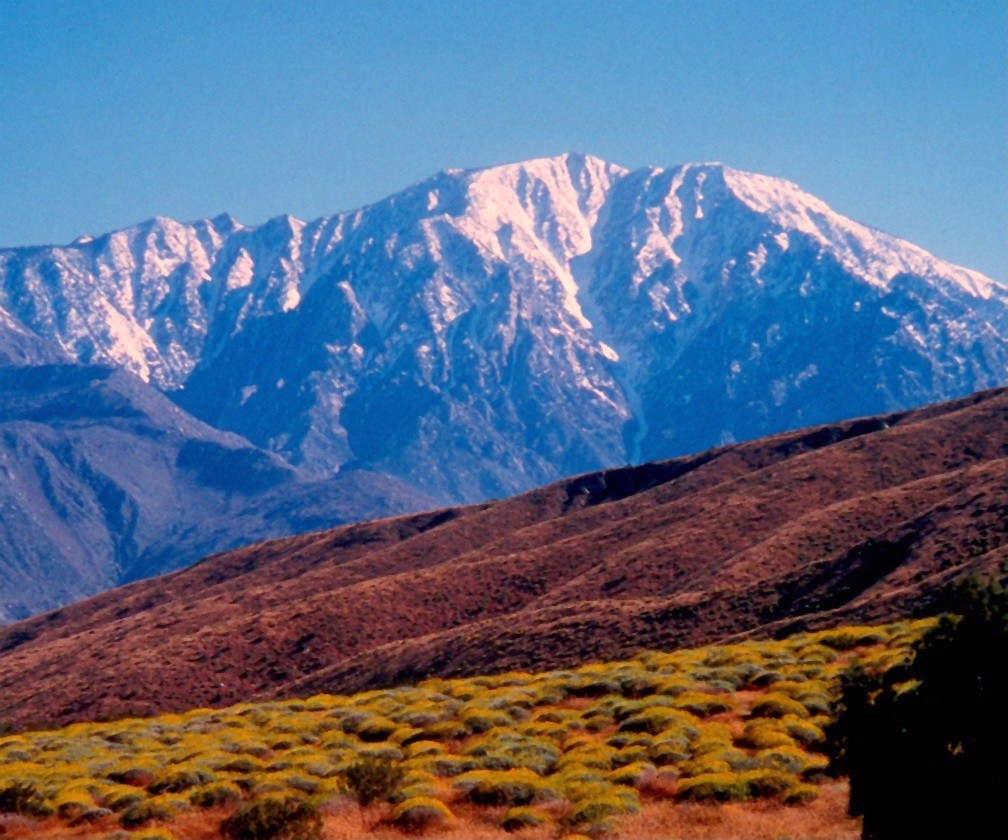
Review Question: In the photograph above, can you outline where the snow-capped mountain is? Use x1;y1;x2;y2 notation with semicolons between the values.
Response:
2;154;1006;502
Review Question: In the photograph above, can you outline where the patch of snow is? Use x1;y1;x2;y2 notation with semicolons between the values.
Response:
795;364;819;386
281;285;300;312
599;341;620;362
226;249;255;291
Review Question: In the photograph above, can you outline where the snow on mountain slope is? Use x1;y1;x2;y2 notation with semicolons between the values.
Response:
2;154;1006;502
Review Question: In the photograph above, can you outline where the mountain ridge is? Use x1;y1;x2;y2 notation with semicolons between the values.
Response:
0;363;436;621
0;387;1003;730
0;153;1005;617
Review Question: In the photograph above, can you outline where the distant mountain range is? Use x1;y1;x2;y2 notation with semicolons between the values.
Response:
1;388;1003;730
0;363;432;621
0;154;1005;619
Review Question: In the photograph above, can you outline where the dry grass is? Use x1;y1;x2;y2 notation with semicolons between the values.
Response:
0;786;859;839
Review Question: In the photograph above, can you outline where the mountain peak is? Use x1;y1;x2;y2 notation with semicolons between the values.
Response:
0;155;1004;502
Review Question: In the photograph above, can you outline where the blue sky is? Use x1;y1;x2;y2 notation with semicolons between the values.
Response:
1;0;1005;278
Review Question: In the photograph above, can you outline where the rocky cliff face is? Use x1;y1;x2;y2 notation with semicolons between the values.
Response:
4;155;1003;502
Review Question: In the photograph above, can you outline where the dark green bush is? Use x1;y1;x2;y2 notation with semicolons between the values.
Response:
150;766;216;794
190;781;243;808
219;794;323;840
676;772;749;802
827;578;1008;839
454;769;559;806
389;796;452;832
342;756;405;806
119;797;177;828
501;805;548;831
0;781;52;816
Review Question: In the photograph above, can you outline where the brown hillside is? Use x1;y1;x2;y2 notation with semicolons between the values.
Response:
1;388;1005;730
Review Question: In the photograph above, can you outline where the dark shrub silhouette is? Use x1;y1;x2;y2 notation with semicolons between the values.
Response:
827;577;1008;839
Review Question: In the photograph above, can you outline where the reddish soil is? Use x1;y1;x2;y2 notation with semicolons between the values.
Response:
0;783;861;839
0;388;1005;730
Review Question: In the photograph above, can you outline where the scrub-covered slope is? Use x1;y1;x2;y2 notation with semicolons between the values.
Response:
0;388;1002;729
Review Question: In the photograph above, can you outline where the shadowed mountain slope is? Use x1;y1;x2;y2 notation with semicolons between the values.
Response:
0;388;1004;729
0;364;435;620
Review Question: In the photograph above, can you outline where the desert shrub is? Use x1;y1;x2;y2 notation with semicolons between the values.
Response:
342;756;404;805
611;745;650;767
519;720;567;740
827;580;1008;840
355;717;399;743
680;755;731;777
428;755;474;777
737;720;795;750
794;643;840;663
653;677;697;697
607;761;656;787
107;765;157;787
461;708;513;733
756;745;809;774
104;787;146;811
556;744;615;772
130;830;178;840
689;722;734;755
501;805;549;831
0;780;52;816
220;794;323;840
387;781;438;804
606;732;653;750
747;669;784;688
390;796;452;832
581;711;612;733
717;747;759;771
676;772;749;802
563;790;639;828
782;716;825;746
454;769;559;806
817;627;887;651
740;768;798;797
119;796;177;827
672;692;734;717
619;706;699;734
750;693;810;719
55;786;95;819
219;756;265;774
404;740;444;759
149;765;216;794
649;739;690;767
299;760;340;779
566;674;621;697
794;690;832;715
221;739;272;758
190;781;242;807
465;732;560;774
782;782;819;804
418;720;470;741
279;773;319;795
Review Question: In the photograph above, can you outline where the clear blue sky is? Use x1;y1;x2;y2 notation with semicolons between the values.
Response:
1;0;1005;279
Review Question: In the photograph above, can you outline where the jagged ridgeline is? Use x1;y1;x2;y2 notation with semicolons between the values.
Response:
0;620;928;839
1;155;1005;622
2;154;1005;503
